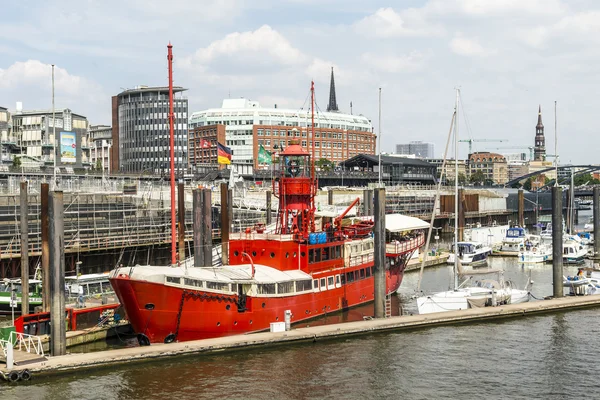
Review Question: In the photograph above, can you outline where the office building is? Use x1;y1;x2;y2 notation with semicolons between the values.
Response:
396;141;435;159
112;86;188;174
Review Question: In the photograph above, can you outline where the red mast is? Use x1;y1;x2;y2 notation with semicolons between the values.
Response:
310;81;315;177
167;43;176;265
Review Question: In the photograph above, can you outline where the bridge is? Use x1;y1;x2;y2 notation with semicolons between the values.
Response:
505;164;600;191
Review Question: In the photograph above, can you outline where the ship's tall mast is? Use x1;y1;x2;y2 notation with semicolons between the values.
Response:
310;81;316;233
168;43;176;265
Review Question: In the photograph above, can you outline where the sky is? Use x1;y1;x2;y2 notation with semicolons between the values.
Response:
1;0;599;163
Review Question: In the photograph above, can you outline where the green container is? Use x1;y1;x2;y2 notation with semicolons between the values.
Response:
0;326;16;344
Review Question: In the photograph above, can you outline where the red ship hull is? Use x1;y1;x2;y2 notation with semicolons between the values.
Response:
110;264;404;343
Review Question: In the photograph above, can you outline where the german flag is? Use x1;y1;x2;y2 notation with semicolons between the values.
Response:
217;142;232;165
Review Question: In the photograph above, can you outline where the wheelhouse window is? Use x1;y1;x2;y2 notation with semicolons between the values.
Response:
295;280;312;292
327;276;334;288
320;278;326;290
258;283;276;295
277;281;294;294
184;278;203;288
166;276;181;284
313;279;319;289
206;281;229;291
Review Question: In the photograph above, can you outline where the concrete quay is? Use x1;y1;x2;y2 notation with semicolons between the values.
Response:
405;252;449;271
3;294;600;382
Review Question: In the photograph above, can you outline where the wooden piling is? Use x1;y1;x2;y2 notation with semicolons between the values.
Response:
41;183;50;312
193;189;203;268
202;188;212;267
518;189;524;227
221;183;230;266
49;191;66;356
373;187;386;318
177;182;185;263
594;187;600;257
19;181;29;315
552;186;563;298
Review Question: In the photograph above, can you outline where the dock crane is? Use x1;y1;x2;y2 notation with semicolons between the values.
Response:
458;139;507;154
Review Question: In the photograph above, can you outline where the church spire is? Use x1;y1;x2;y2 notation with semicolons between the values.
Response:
534;104;546;161
327;67;339;112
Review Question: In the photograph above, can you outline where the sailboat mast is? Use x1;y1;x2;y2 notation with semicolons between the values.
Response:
454;88;460;290
167;43;176;265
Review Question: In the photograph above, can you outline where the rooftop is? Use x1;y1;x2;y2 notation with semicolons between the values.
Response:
117;86;187;96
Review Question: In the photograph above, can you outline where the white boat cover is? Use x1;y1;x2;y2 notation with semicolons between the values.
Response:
384;214;430;232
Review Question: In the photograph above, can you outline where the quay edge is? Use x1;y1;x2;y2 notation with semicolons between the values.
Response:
3;294;600;382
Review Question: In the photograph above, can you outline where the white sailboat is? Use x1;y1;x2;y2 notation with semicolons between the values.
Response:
417;89;531;314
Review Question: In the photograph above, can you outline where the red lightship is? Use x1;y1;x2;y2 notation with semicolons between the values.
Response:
109;82;425;345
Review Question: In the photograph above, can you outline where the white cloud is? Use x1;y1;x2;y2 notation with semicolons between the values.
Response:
428;0;566;16
0;60;107;122
354;7;444;38
361;51;428;73
449;34;490;56
179;25;306;70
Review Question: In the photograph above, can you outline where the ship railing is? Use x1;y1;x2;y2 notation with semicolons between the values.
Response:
386;233;426;255
8;331;44;357
348;253;374;267
229;232;294;242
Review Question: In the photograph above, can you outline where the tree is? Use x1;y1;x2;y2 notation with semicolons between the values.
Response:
470;170;485;185
316;158;334;172
457;173;467;185
95;159;103;171
523;177;533;191
12;156;21;170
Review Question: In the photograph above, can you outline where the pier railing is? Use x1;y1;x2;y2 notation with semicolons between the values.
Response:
9;331;44;357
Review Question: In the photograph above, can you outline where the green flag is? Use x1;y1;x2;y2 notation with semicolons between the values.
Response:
258;144;272;164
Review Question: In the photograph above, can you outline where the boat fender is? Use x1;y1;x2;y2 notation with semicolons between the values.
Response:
164;333;176;344
19;369;31;381
137;333;151;346
8;370;20;382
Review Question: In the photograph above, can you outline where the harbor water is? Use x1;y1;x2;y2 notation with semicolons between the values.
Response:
4;251;600;399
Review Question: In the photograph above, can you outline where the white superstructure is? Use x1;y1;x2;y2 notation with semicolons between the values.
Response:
189;98;374;173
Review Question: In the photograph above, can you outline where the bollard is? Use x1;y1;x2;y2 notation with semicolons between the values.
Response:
284;310;292;331
266;190;272;226
6;341;13;370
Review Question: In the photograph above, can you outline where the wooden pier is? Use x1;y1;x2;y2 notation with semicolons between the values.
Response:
4;294;600;382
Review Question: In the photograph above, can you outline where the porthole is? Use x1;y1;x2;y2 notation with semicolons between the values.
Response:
270;252;275;258
301;251;306;257
276;316;279;321
252;251;257;257
234;250;239;256
250;320;253;324
293;252;297;257
234;321;238;325
217;322;221;326
226;304;231;310
285;252;290;258
262;302;266;308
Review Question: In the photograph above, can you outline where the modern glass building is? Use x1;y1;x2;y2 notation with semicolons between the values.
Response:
112;86;188;175
396;141;435;159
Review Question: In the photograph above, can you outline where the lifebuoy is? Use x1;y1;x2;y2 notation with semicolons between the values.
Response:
19;369;31;381
8;370;19;382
